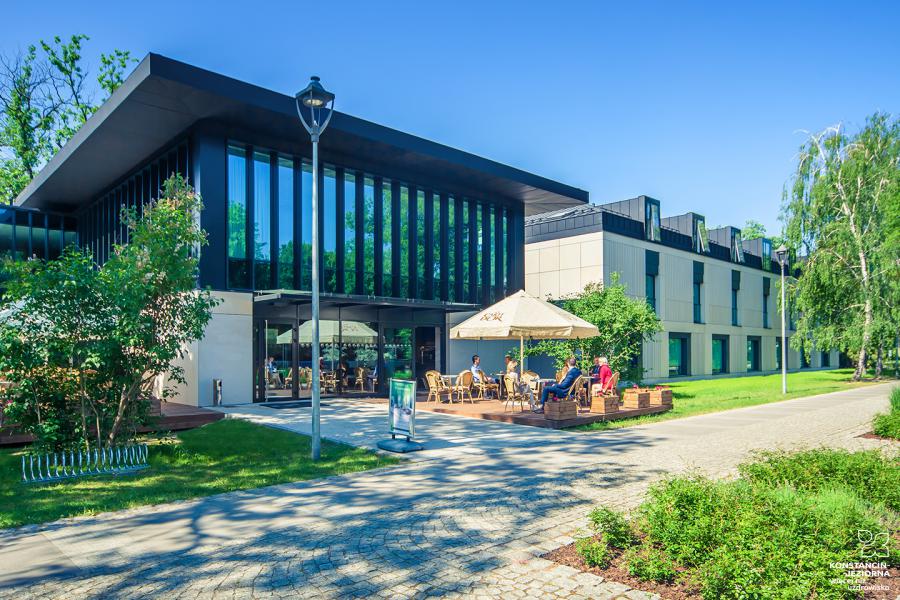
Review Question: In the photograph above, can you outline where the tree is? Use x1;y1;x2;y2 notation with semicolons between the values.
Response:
0;35;135;202
782;113;900;380
0;175;218;449
0;45;56;200
741;219;767;240
524;275;661;382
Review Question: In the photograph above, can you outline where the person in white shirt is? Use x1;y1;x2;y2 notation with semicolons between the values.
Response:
470;355;497;383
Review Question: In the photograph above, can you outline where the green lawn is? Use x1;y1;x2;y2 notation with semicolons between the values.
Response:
572;368;881;432
0;419;399;529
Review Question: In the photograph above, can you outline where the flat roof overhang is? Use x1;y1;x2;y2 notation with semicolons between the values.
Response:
16;54;587;216
253;290;479;312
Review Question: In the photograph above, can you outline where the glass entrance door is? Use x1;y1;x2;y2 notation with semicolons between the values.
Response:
255;320;296;402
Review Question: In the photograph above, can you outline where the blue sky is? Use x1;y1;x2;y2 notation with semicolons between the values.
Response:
4;1;898;234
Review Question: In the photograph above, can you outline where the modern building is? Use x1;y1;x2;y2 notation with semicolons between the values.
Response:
524;197;838;381
3;53;587;405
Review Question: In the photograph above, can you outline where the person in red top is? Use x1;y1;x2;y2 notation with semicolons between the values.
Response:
590;356;613;389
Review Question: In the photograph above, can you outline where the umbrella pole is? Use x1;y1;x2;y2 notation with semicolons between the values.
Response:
520;336;525;375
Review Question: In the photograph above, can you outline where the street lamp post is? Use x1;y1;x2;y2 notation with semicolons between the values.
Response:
775;244;788;395
296;76;335;461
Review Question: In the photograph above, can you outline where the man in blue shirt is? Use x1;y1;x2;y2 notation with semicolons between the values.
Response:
539;357;582;411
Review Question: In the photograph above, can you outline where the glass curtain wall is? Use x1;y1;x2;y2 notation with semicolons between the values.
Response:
224;140;508;303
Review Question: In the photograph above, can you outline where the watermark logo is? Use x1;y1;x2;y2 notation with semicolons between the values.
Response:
479;312;504;321
858;529;890;559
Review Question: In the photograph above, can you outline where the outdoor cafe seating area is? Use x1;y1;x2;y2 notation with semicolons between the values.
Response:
418;366;672;430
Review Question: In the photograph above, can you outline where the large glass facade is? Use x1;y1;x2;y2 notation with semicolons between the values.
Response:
223;140;510;303
0;206;76;264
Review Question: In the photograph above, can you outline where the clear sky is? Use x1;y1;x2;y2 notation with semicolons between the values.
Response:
4;1;898;234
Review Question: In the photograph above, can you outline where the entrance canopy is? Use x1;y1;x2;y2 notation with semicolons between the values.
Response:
450;290;599;340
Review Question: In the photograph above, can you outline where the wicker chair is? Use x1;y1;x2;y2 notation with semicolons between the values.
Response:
475;370;499;400
562;375;588;411
502;375;527;412
450;371;475;404
425;370;452;403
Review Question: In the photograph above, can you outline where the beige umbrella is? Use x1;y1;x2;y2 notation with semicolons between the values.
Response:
449;289;599;374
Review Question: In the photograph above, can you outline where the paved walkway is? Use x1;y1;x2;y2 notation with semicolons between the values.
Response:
0;383;895;599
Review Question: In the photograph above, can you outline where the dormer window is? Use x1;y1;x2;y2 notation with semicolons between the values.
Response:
731;230;745;263
645;200;660;242
761;238;772;271
694;218;709;253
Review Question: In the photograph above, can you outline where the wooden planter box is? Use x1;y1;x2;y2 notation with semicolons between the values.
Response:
622;389;650;409
591;395;620;414
649;388;673;406
545;399;579;421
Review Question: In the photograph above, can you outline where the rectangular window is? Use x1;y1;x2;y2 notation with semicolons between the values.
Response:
344;171;356;294
448;198;456;302
382;180;392;293
502;209;509;293
323;167;337;293
488;205;496;301
712;335;728;374
253;152;271;289
746;337;760;371
731;289;739;326
732;230;745;263
646;275;657;312
763;291;769;328
668;334;689;377
433;193;441;299
398;184;409;294
775;337;782;370
821;351;830;367
645;201;661;242
693;283;702;324
695;218;709;253
300;160;313;290
762;239;772;271
363;177;375;294
476;203;483;301
693;260;703;324
277;157;294;288
461;199;470;300
227;145;249;289
417;189;426;297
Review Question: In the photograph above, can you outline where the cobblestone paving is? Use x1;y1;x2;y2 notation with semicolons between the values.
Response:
0;383;894;599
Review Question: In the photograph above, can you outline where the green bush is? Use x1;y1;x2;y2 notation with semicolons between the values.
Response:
872;387;900;440
575;536;611;568
587;506;634;548
636;476;895;599
738;447;900;512
623;545;677;583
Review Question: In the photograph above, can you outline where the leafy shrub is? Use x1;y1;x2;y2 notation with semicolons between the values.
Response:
637;476;895;599
624;545;676;583
738;447;900;512
587;506;634;548
575;536;611;568
872;387;900;440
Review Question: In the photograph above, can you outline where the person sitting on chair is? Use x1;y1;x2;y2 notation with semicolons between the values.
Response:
590;356;612;388
266;356;283;387
470;355;497;384
539;357;582;411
